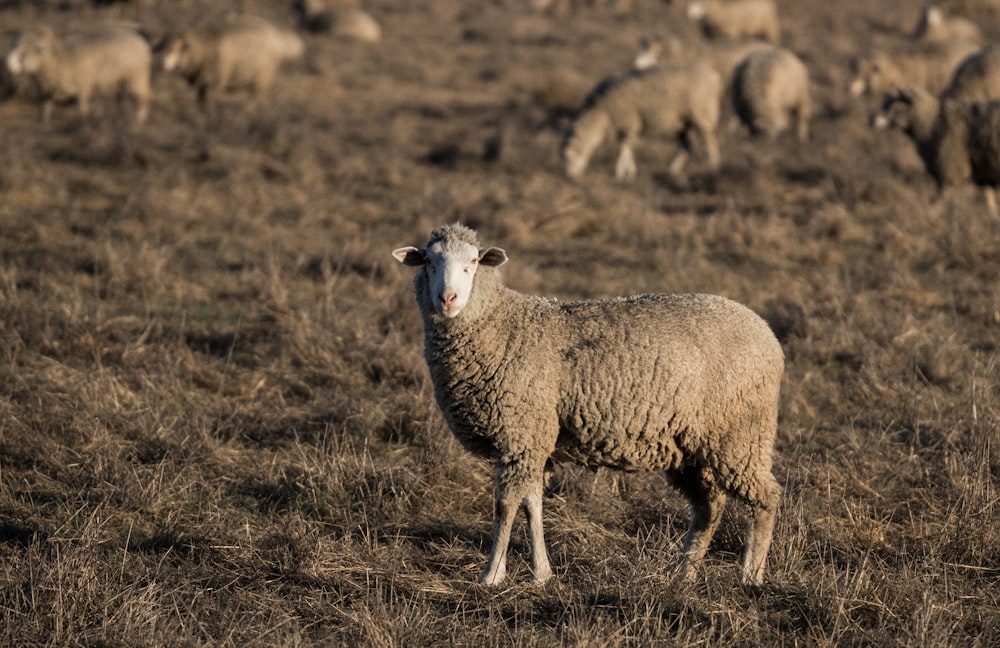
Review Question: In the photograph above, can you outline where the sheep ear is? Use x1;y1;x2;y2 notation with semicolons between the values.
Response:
479;247;508;267
392;246;426;266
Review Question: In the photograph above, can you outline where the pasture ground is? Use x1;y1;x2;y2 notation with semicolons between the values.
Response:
0;0;998;645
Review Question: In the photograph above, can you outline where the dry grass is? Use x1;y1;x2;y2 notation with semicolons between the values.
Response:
0;0;998;645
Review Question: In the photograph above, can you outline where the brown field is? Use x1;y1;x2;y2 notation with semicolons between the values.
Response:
1;0;998;645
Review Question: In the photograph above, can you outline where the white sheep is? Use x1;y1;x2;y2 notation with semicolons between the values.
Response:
731;46;811;141
870;85;1000;216
4;24;151;126
848;38;979;99
561;61;723;180
941;45;1000;103
392;223;784;586
162;14;305;111
686;0;780;44
295;0;381;42
911;5;982;46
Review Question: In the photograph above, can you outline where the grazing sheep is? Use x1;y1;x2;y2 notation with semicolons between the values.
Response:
295;0;381;42
162;15;305;110
731;46;811;141
848;38;979;98
941;45;1000;103
4;24;151;126
870;85;1000;215
911;5;982;45
392;223;784;586
686;0;780;44
561;61;723;180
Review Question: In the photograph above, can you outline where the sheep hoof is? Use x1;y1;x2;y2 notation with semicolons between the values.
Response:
477;566;506;586
531;566;553;585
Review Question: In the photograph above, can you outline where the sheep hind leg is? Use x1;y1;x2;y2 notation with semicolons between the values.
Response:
667;465;727;582
739;470;781;586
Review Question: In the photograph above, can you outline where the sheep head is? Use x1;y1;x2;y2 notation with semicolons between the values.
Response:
392;224;507;319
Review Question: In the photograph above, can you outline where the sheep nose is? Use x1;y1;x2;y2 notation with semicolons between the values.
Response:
440;292;457;307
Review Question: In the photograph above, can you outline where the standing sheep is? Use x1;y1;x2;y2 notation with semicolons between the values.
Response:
162;15;305;111
941;45;1000;103
911;5;982;46
870;85;1000;215
731;46;811;141
561;61;723;180
848;38;979;99
392;223;784;586
686;0;780;44
4;24;151;126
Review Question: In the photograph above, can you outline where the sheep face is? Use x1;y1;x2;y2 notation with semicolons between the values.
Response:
687;1;706;20
870;87;920;132
848;57;880;97
5;28;53;75
392;239;507;318
161;35;188;73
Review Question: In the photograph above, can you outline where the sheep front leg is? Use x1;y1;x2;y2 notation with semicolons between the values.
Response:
478;463;550;586
524;478;552;584
615;143;637;181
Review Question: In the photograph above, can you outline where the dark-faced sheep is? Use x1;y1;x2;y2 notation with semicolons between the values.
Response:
732;46;811;141
5;24;151;126
392;223;784;586
162;15;305;111
561;61;723;180
686;0;780;44
871;85;1000;215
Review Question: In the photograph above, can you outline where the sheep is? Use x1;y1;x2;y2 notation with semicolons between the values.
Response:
560;61;723;181
731;46;811;141
162;14;305;111
848;38;979;99
941;45;1000;103
911;5;982;46
294;0;381;42
4;24;151;126
686;0;780;45
391;223;785;586
870;85;1000;216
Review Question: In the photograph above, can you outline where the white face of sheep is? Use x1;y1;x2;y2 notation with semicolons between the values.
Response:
161;37;187;72
392;239;508;318
5;33;44;75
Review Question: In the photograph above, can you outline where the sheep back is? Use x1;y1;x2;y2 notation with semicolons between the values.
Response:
942;45;1000;103
688;0;780;44
849;39;979;98
732;46;810;140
